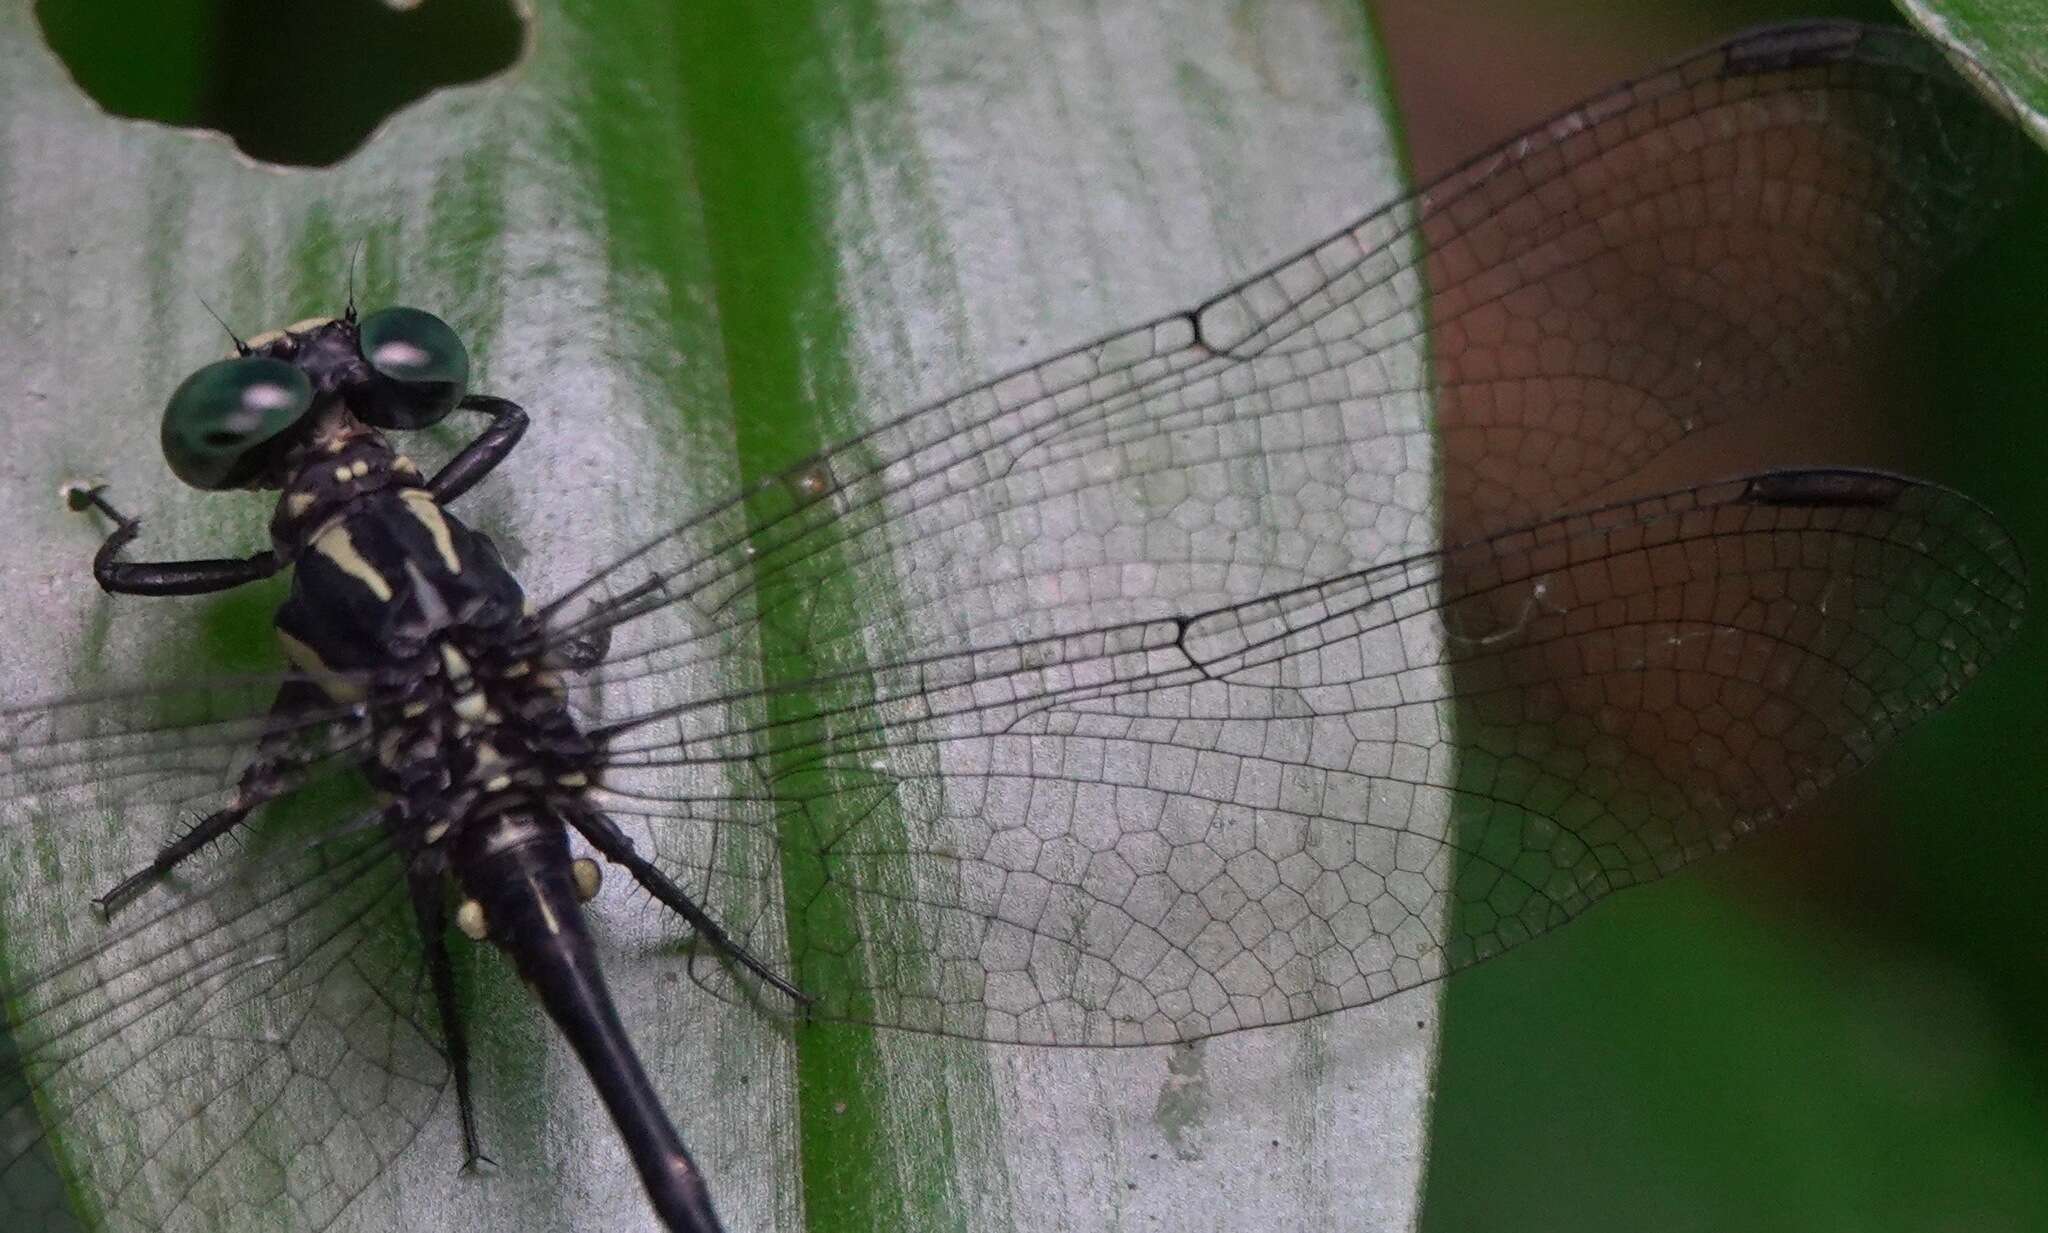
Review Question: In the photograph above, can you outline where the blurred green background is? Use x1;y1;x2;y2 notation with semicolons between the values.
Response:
1374;3;2048;1231
32;0;2048;1229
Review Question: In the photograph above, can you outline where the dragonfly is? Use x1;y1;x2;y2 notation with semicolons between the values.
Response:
0;19;2033;1233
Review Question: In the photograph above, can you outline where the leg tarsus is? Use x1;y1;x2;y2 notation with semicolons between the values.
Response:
70;484;280;597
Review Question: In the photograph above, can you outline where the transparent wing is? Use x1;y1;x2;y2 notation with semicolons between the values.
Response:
589;470;2025;1045
0;16;2028;1229
0;676;368;821
546;20;2026;688
0;816;448;1232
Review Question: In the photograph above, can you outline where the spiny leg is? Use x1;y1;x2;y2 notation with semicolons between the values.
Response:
67;485;281;597
566;807;809;1006
408;862;493;1171
96;679;343;916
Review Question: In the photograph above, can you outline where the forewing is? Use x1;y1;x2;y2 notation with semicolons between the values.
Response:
546;20;2026;688
0;674;368;832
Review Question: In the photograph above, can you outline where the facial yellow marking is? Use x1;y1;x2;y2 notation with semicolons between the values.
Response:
310;524;393;602
399;489;464;575
571;858;602;903
288;315;336;335
285;492;316;518
456;899;489;941
240;328;286;353
275;630;367;703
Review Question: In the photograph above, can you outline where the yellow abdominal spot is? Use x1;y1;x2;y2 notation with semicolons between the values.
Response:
399;488;464;574
310;523;394;602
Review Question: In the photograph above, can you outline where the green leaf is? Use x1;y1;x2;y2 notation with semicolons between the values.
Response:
0;2;1427;1230
1898;0;2048;147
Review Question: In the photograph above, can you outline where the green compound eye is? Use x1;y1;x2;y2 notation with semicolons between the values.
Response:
356;306;469;429
161;356;316;490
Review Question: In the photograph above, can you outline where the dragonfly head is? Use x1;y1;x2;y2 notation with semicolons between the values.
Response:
161;305;471;490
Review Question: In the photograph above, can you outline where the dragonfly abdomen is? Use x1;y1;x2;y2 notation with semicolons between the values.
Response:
449;811;727;1233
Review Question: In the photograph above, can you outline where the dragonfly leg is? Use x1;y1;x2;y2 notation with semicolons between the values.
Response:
94;678;338;916
427;395;529;506
408;863;494;1172
553;576;668;671
66;485;281;597
566;807;810;1007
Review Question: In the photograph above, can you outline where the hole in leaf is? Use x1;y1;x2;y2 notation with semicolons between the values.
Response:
37;0;524;168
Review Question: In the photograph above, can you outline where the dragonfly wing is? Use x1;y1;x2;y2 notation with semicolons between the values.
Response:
541;20;2027;696
592;471;2024;1044
0;819;448;1232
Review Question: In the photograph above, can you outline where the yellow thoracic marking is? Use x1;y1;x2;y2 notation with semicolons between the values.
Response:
276;629;367;702
285;492;316;518
309;523;394;602
332;465;353;483
456;899;489;941
440;644;472;681
572;858;602;903
424;821;451;844
399;488;463;574
454;690;489;723
394;455;421;475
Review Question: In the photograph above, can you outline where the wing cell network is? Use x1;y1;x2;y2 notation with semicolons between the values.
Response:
0;19;2030;1231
